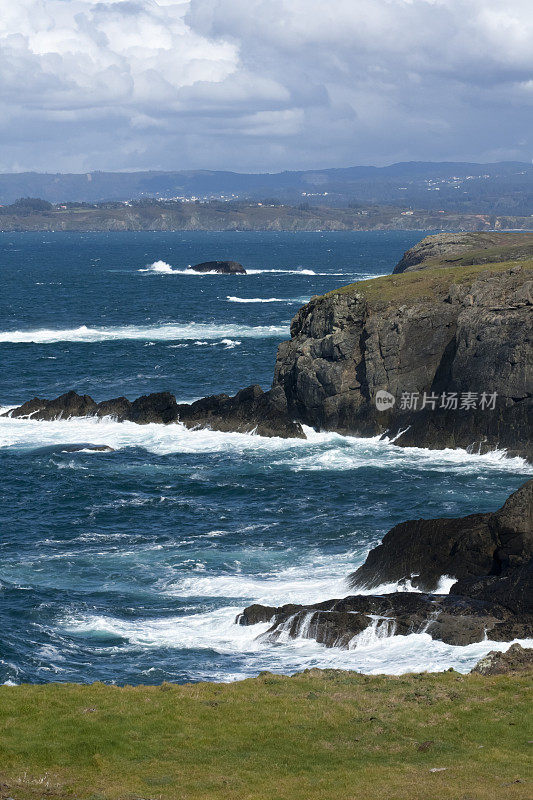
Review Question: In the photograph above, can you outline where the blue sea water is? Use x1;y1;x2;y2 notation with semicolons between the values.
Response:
0;230;531;685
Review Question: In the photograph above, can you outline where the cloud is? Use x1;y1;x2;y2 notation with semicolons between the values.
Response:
0;0;531;171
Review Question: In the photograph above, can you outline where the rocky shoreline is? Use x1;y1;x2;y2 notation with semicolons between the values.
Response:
3;384;304;439
238;480;533;648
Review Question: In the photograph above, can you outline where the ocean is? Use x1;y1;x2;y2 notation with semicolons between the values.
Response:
1;230;531;685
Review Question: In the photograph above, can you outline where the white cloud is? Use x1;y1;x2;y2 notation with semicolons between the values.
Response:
0;0;531;171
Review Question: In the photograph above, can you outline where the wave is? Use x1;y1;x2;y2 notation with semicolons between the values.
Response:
56;538;533;678
138;261;383;277
139;260;177;273
0;322;288;344
226;296;307;304
246;268;317;275
1;414;530;476
59;604;533;678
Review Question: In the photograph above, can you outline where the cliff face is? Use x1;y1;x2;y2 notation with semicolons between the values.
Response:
273;261;532;460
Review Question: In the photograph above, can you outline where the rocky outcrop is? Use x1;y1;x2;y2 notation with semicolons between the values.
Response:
238;480;533;649
4;386;304;439
238;591;533;648
191;260;246;274
392;232;533;274
176;384;304;438
471;643;533;675
273;262;532;460
349;480;533;592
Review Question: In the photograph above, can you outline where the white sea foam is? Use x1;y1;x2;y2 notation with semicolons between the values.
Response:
60;604;533;678
139;260;176;273
165;551;356;606
138;262;381;278
245;268;318;275
226;296;305;304
1;414;530;476
0;322;288;344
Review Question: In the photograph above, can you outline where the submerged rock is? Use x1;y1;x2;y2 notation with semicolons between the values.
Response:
190;260;246;274
30;443;115;455
4;386;303;439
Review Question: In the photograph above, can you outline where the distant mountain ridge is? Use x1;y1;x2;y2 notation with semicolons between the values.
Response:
0;161;531;214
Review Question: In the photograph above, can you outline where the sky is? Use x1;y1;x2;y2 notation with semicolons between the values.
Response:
0;0;532;173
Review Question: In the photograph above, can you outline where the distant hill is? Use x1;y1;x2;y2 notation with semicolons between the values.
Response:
0;161;532;214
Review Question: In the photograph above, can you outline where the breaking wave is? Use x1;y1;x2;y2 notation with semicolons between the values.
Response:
0;322;288;344
1;415;529;472
60;604;533;679
226;296;307;304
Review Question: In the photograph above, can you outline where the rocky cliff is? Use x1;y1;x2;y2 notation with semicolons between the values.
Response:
273;260;532;460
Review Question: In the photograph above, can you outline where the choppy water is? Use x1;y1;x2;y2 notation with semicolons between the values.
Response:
1;231;531;685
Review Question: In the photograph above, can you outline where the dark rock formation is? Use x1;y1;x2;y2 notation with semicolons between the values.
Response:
9;390;98;421
273;262;532;460
471;643;533;675
4;386;303;439
349;480;533;592
191;260;246;274
177;384;304;438
237;480;533;650
7;390;179;425
392;232;533;274
238;591;533;648
451;559;533;617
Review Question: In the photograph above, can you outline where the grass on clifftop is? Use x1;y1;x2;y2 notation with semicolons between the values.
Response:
324;258;533;306
0;669;531;800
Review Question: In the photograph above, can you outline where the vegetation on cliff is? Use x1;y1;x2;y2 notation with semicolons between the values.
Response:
392;232;533;274
275;247;532;458
325;257;533;305
0;669;531;800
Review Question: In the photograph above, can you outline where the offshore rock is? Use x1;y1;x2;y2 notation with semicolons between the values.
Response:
190;260;246;274
4;386;303;439
349;480;533;592
273;261;532;460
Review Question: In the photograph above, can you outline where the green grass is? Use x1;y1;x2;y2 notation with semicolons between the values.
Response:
0;669;531;799
322;258;533;306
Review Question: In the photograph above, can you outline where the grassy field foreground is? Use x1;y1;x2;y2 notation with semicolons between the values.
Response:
0;669;531;800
